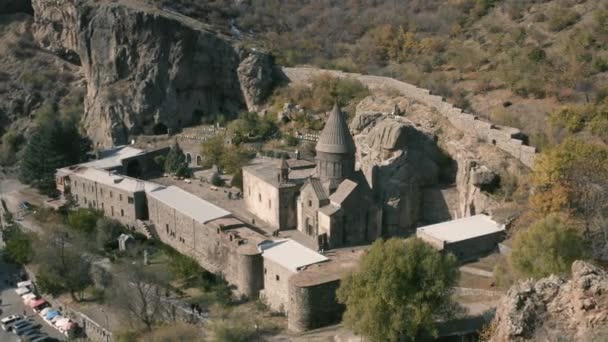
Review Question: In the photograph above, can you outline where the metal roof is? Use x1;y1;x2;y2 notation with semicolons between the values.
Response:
416;214;505;243
258;239;328;272
147;186;231;224
69;167;162;193
80;146;144;170
316;104;356;154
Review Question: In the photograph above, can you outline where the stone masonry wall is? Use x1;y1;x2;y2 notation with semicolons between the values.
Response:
287;279;344;332
147;195;263;297
69;174;142;227
282;67;536;168
261;259;294;313
243;169;280;229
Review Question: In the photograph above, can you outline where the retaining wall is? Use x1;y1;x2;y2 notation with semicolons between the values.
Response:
282;67;537;168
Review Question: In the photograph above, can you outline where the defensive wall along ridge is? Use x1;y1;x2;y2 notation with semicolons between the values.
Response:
282;67;537;168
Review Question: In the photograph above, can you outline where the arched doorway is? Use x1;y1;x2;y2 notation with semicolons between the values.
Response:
152;123;168;135
196;155;202;166
186;153;192;165
126;160;142;178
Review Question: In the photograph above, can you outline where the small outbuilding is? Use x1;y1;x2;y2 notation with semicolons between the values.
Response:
416;214;505;261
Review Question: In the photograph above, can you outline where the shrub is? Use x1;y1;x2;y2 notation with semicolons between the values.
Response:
549;106;586;133
528;47;546;63
510;214;587;279
548;8;580;32
211;173;224;187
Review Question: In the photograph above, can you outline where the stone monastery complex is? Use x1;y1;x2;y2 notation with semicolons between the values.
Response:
55;105;505;331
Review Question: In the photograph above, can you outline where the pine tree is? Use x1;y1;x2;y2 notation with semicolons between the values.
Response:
165;141;188;176
19;120;88;196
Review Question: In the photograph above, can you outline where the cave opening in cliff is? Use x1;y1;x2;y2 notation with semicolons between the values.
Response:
152;123;168;135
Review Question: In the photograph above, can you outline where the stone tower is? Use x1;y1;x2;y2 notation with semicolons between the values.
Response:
315;104;356;183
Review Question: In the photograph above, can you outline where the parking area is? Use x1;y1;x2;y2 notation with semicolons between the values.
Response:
0;256;66;341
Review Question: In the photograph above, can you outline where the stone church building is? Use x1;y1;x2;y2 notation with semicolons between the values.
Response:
244;105;382;249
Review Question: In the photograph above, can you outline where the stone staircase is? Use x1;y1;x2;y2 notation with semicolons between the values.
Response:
135;219;157;239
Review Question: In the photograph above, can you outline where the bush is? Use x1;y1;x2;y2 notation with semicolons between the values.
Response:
548;8;580;32
510;214;587;279
2;224;34;265
68;208;102;235
528;47;546;63
211;173;224;186
283;134;299;147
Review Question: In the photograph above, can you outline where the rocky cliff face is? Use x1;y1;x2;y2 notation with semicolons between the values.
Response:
352;99;446;232
31;0;277;147
351;94;522;231
488;261;608;341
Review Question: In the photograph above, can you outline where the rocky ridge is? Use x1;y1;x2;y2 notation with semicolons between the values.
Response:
350;94;524;231
488;261;608;341
31;0;277;147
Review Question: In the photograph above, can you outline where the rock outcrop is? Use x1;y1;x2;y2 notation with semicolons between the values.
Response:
349;94;525;230
488;261;608;341
31;0;277;147
352;105;445;232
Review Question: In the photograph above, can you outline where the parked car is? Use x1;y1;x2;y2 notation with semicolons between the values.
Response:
17;329;42;341
1;314;23;330
7;319;30;332
14;323;40;336
30;336;51;342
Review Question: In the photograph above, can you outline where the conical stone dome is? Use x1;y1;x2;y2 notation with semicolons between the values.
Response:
316;104;356;154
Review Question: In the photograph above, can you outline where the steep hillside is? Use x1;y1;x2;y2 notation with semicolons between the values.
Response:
148;0;608;150
0;12;84;165
30;0;278;147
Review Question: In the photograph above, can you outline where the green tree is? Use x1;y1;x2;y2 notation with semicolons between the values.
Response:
2;222;34;265
510;214;587;279
34;228;93;301
67;208;102;235
337;238;459;342
95;217;126;251
165;141;189;177
200;135;225;170
19;119;88;196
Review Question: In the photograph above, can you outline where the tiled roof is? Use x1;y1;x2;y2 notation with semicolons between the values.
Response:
308;178;329;202
316;104;356;154
318;204;340;216
329;179;358;205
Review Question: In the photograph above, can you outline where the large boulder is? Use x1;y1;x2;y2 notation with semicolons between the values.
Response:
31;0;277;147
237;51;277;112
488;261;608;341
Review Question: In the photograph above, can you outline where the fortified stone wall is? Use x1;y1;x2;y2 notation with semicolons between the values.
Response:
287;279;344;332
261;259;294;313
147;195;264;297
282;67;536;168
